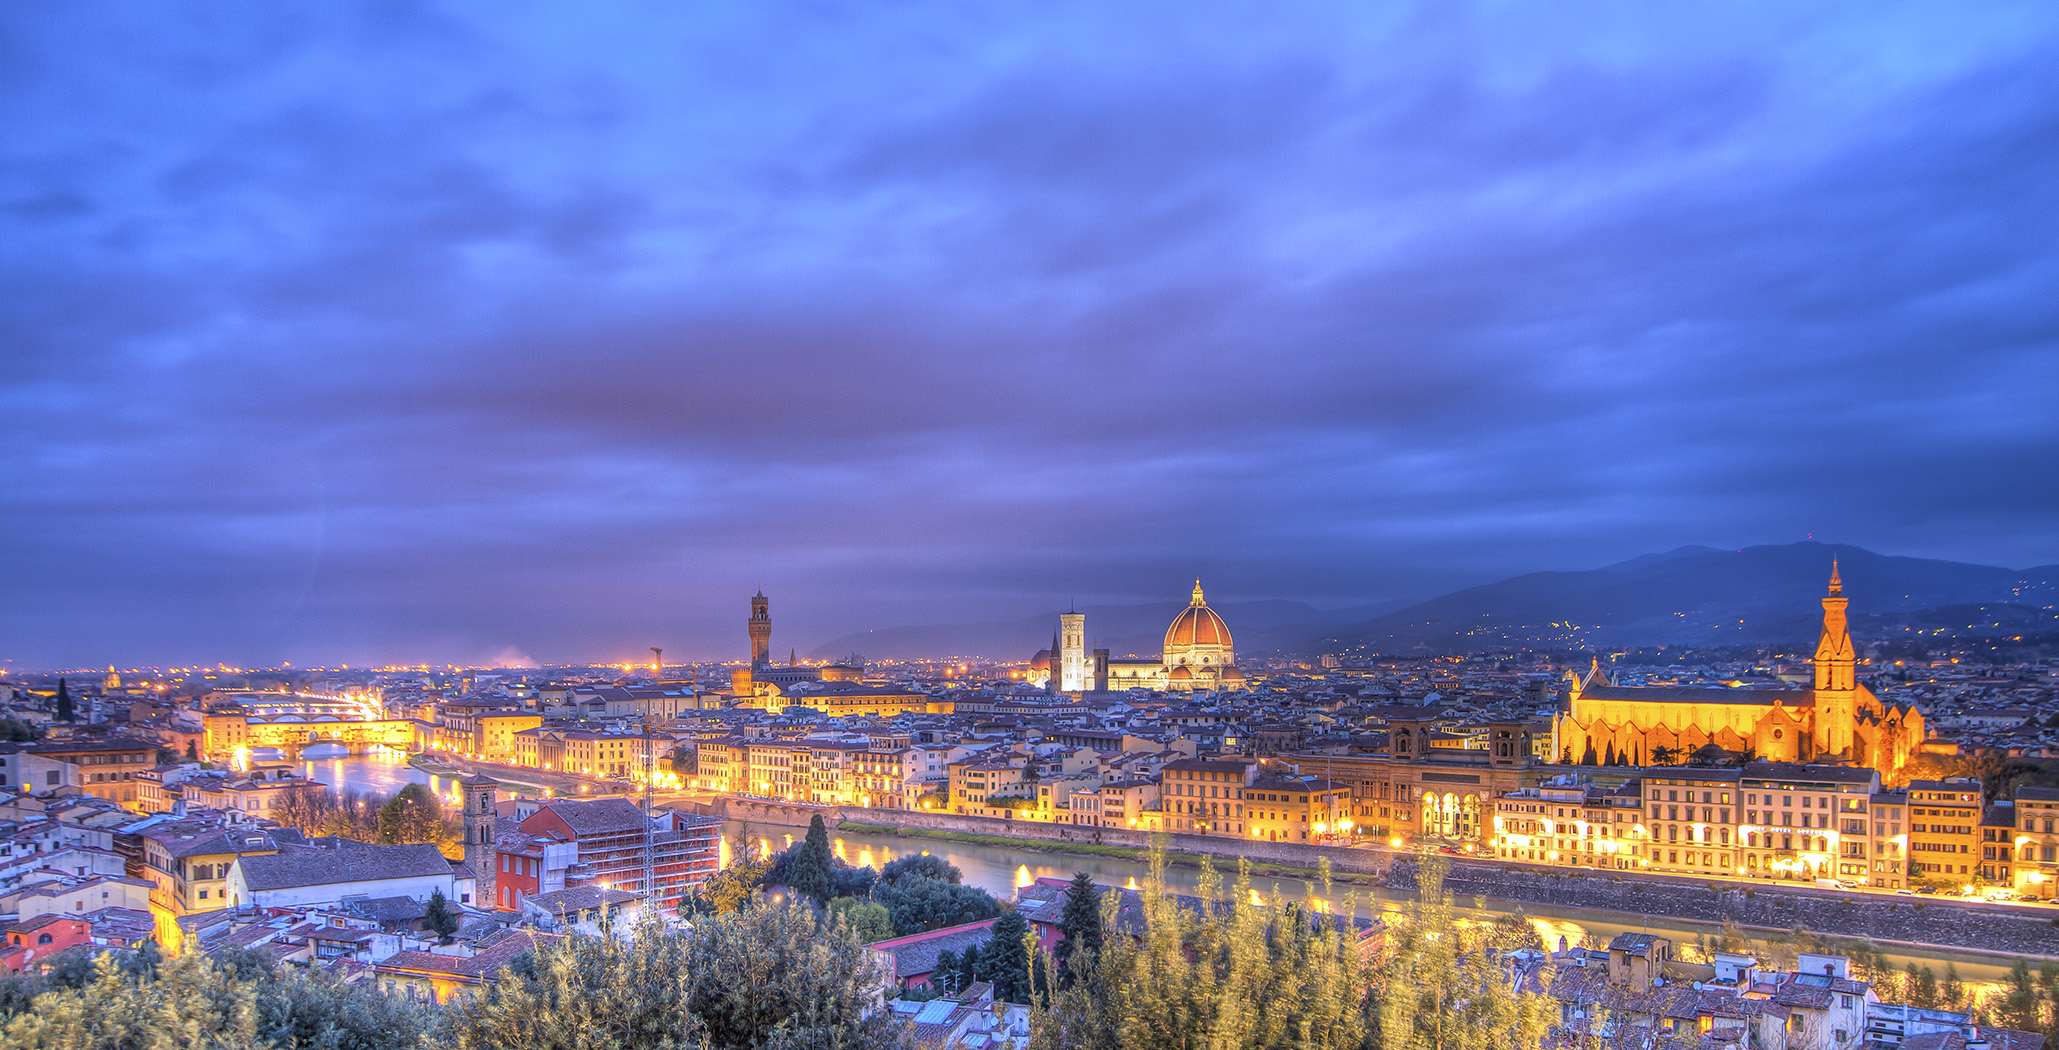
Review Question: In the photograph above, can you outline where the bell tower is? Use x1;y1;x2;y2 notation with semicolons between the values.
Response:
1812;562;1858;758
461;774;498;910
748;591;771;668
1059;609;1086;693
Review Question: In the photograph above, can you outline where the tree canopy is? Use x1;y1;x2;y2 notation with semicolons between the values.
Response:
879;853;961;886
447;904;909;1050
877;873;1001;937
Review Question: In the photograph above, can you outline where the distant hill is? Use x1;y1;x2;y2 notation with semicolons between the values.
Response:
805;598;1407;663
1316;542;2059;655
802;542;2057;662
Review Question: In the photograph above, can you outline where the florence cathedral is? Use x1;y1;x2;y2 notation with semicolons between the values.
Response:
1034;581;1246;693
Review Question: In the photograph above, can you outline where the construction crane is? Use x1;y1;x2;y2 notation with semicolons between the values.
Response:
644;647;660;910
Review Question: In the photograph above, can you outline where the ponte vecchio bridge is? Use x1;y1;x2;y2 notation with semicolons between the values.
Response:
204;692;423;760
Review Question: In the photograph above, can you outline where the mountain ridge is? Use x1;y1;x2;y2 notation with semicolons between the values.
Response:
1318;541;2059;655
802;542;2058;662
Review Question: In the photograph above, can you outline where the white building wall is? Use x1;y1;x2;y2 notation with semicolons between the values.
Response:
227;868;459;911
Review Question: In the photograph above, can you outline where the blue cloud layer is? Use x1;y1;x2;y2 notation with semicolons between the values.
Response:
3;3;2056;666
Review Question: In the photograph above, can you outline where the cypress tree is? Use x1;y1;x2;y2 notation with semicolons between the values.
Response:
982;910;1032;1003
424;888;461;942
55;678;73;723
1911;962;1938;1009
788;814;835;903
958;942;981;991
1942;962;1965;1010
1053;872;1103;987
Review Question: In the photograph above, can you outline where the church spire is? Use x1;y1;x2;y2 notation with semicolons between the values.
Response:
1190;579;1206;606
1815;562;1855;692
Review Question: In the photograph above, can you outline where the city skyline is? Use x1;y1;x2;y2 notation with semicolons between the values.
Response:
7;5;2058;668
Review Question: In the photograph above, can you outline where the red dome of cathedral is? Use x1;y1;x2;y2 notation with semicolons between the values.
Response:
1163;580;1234;652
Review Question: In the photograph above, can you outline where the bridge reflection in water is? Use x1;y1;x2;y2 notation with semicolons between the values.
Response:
276;748;467;807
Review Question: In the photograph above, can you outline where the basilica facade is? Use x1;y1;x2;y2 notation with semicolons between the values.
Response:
1554;565;1925;774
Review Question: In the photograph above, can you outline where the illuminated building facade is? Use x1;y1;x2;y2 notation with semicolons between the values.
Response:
1490;778;1641;870
2013;786;2059;899
1243;773;1351;843
1161;757;1256;835
1866;791;1908;890
1555;566;1925;773
1641;769;1744;877
1905;777;1982;886
1737;764;1881;884
29;737;156;807
1286;717;1546;848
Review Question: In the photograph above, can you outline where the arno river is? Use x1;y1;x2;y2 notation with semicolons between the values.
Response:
301;751;2016;987
750;823;2023;989
293;747;466;805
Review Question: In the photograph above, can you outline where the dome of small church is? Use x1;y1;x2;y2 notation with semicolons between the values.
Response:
1220;665;1245;682
1028;647;1053;674
1168;665;1194;681
1164;580;1234;652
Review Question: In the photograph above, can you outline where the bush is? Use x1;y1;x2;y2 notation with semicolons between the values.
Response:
3;949;429;1050
827;896;895;943
444;904;909;1050
878;853;962;886
876;876;1001;936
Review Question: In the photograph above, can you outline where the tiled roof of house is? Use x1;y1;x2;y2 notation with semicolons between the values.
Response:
867;920;997;980
377;930;539;983
237;842;453;891
539;798;648;835
525;885;640;917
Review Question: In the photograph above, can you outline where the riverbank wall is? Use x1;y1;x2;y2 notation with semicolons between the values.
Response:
792;804;2059;959
783;804;1394;878
1391;859;2059;959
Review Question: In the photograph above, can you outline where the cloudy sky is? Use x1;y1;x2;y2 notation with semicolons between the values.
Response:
4;3;2056;668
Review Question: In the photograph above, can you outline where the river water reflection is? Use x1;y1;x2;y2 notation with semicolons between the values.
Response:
725;820;2019;987
289;747;467;806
